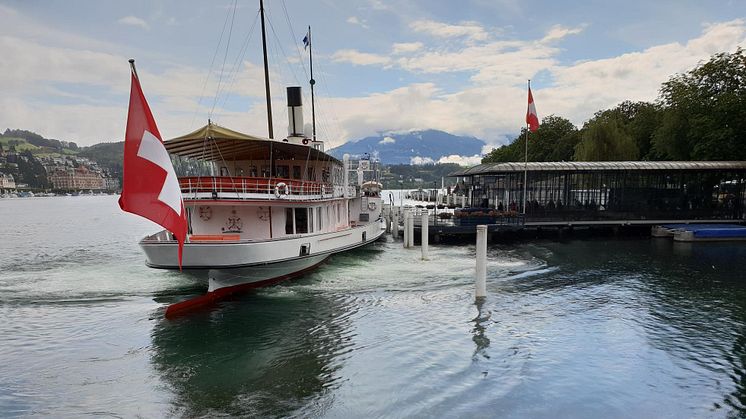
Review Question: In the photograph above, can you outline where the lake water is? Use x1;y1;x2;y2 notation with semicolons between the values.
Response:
2;195;746;418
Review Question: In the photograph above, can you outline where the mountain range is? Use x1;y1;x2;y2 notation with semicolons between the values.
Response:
328;129;485;165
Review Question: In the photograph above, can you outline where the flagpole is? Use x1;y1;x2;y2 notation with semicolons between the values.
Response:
523;79;529;215
308;26;316;142
128;58;138;79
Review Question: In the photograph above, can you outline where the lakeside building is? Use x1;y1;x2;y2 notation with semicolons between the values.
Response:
0;173;16;189
451;161;746;223
48;166;105;190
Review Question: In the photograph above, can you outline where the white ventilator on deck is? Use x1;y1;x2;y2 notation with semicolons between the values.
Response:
475;225;487;298
421;212;429;260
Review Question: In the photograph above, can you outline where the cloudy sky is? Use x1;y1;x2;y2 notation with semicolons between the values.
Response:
1;0;745;156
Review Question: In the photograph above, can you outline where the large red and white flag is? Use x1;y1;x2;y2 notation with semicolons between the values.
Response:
526;86;539;133
119;64;187;268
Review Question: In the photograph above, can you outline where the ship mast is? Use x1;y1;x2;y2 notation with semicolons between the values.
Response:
308;25;316;142
259;0;274;139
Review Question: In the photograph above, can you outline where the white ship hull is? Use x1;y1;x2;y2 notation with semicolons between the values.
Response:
141;221;384;290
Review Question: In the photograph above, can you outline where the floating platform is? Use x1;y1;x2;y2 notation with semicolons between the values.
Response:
652;223;746;242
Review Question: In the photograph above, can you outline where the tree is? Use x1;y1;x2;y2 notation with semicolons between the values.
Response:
652;48;746;160
482;115;579;163
574;114;638;161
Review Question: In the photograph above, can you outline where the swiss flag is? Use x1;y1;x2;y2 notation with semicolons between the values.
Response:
526;86;539;133
119;63;187;268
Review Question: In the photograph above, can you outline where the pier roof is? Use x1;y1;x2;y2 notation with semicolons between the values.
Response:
451;161;746;176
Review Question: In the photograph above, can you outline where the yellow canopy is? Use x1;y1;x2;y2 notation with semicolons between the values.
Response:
164;122;338;163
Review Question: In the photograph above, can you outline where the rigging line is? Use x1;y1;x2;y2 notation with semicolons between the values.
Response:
189;3;234;129
280;0;310;80
278;0;316;120
209;0;238;118
265;9;305;90
215;11;260;117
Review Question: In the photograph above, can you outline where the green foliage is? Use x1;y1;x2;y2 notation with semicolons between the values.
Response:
78;141;124;182
574;114;638;161
0;137;40;152
16;151;51;188
652;48;746;160
383;163;462;189
482;115;579;163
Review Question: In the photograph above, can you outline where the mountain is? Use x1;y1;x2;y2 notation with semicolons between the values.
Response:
328;129;485;165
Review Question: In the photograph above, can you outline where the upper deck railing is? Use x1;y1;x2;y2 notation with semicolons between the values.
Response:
178;176;351;201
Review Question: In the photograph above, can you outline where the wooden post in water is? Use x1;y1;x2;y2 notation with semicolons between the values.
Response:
393;209;400;239
421;212;429;260
475;225;487;298
407;211;415;247
402;209;409;247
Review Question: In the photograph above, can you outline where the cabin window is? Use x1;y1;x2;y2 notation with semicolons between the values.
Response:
309;208;314;233
220;166;230;177
326;206;331;229
249;165;258;177
317;207;322;230
277;165;289;179
337;203;341;223
293;165;301;179
285;208;294;234
295;208;309;234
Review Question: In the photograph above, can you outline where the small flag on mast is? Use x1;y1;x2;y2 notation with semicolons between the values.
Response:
302;29;310;50
526;85;539;133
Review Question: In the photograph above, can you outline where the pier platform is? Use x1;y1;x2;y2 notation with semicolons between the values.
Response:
652;223;746;242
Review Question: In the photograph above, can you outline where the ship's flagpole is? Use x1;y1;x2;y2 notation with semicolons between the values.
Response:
308;26;317;142
523;79;530;215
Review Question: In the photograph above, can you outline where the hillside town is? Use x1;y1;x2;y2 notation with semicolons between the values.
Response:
0;143;119;196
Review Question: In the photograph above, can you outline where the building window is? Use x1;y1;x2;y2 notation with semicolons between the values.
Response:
293;165;301;179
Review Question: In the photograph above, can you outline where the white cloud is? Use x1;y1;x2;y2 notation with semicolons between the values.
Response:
541;24;586;43
332;49;391;66
347;16;369;29
410;156;435;165
379;136;396;144
438;154;483;166
118;16;149;30
410;19;489;42
392;42;424;54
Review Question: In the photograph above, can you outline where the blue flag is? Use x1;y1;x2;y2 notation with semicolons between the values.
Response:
302;31;310;50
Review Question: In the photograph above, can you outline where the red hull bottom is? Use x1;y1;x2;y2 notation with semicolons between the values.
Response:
164;258;328;318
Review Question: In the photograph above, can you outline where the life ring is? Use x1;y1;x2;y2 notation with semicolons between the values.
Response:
274;182;289;198
302;138;309;145
368;201;377;211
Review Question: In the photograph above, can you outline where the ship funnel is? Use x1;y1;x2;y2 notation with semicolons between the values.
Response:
286;86;306;145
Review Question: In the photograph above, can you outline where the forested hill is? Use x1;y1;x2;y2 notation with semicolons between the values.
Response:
483;49;746;164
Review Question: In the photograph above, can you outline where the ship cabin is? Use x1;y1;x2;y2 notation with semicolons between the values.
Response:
164;122;356;242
